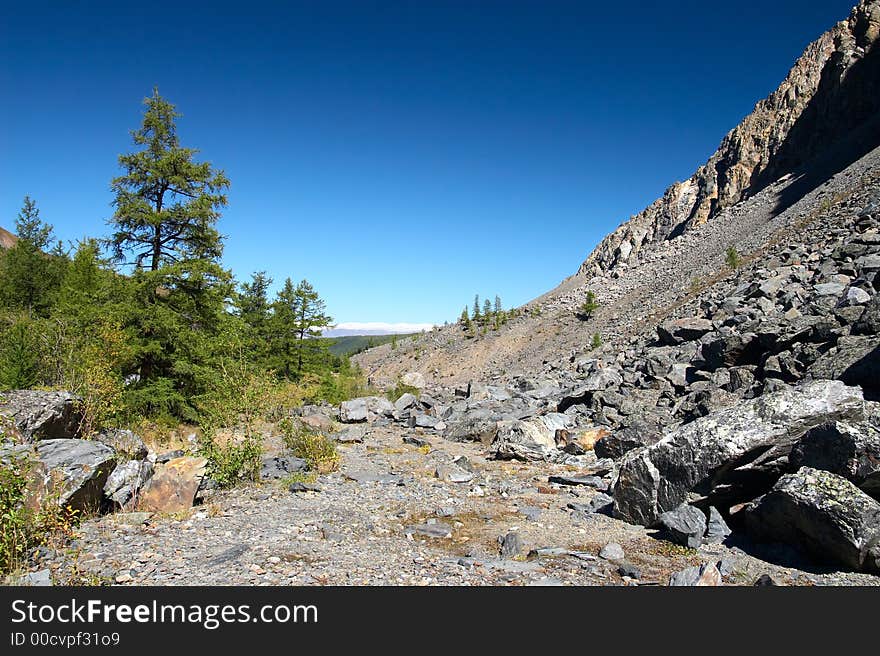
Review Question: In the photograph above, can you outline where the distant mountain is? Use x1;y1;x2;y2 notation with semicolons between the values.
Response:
324;329;399;337
0;226;17;249
326;334;412;357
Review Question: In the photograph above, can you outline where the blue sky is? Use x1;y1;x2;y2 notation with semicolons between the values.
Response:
0;1;857;329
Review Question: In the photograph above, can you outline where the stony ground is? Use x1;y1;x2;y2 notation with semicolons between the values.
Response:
50;425;880;586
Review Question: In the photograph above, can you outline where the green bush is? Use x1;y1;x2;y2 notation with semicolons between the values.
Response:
199;434;263;488
725;246;742;270
576;291;599;320
279;418;339;473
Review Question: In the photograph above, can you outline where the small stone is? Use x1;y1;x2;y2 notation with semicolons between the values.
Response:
599;542;625;561
499;531;524;558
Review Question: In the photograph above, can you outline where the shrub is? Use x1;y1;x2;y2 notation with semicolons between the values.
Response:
279;418;339;473
591;333;602;349
199;434;263;488
0;454;80;575
576;291;599;320
725;246;742;270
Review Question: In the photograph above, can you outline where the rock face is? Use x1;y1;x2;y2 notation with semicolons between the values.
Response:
34;439;116;511
0;390;83;440
744;467;880;573
612;381;865;526
137;456;208;513
578;0;880;277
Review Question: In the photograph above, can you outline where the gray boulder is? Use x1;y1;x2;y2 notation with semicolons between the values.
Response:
339;398;368;423
657;504;706;548
612;381;865;526
443;413;498;444
705;507;732;544
393;393;418;413
104;459;154;510
0;390;83;440
260;455;308;480
790;421;880;497
743;467;880;574
34;439;116;511
594;422;662;460
657;317;714;345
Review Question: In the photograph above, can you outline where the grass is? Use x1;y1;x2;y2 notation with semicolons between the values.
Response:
386;379;421;402
281;471;318;487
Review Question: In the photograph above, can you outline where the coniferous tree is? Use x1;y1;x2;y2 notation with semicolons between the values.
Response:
108;89;234;418
269;278;333;379
494;295;502;315
482;298;492;323
459;306;469;327
472;295;481;322
0;197;64;314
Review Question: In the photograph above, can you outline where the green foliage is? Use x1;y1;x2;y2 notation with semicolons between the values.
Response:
0;197;65;314
325;334;409;357
268;278;333;380
591;333;602;349
460;294;506;330
0;315;41;390
725;246;742;270
279;418;339;473
0;453;80;575
577;291;599;320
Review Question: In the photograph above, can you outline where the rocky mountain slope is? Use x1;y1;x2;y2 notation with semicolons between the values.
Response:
356;0;880;389
0;226;17;249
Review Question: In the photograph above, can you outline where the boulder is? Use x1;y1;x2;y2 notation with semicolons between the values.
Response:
299;414;334;432
489;418;557;461
93;429;148;460
443;413;498;444
401;372;426;389
810;336;880;401
260;455;308;480
657;317;714;345
136;456;208;513
339;398;368;423
393;393;418;413
705;506;732;544
594;422;662;460
790;421;880;497
34;439;116;512
0;390;83;440
104;459;154;510
657;504;706;548
612;381;865;526
743;467;880;574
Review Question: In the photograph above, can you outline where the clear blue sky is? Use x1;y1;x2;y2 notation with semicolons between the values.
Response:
0;0;857;328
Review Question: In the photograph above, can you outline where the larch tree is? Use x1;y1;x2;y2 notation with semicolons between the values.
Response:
269;278;333;379
108;89;234;418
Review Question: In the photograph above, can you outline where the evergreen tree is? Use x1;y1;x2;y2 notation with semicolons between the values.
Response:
472;294;481;322
109;88;229;271
0;315;41;389
236;271;273;361
459;306;469;327
108;89;234;418
482;298;492;322
577;291;599;320
494;295;502;314
0;197;64;314
269;278;333;379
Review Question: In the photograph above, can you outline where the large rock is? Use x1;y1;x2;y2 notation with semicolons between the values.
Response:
612;381;865;526
34;439;116;512
743;467;880;574
339;398;368;423
0;390;83;440
490;418;557;461
136;456;208;513
443;413;498;444
594;422;662;460
104;459;154;510
657;317;714;345
657;504;706;548
790;421;880;497
260;455;308;480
